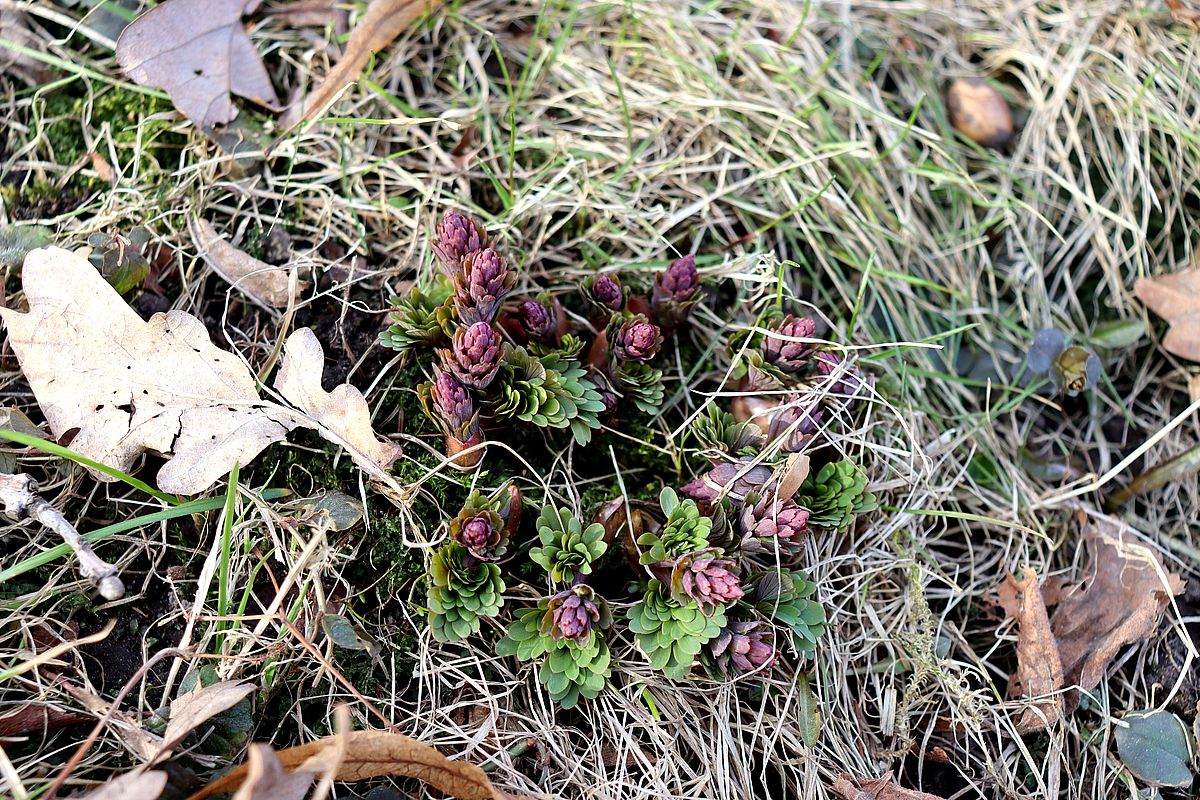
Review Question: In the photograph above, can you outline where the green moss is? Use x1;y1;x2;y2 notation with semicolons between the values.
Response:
40;86;183;183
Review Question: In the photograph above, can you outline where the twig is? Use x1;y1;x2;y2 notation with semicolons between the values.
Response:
0;473;125;600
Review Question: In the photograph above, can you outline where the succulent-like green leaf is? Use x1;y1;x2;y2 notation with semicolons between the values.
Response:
493;345;605;445
426;543;505;642
794;459;877;530
637;490;712;565
628;581;726;680
529;505;608;583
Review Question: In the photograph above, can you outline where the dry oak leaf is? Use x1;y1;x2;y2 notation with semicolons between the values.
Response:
275;327;402;473
1050;512;1185;694
116;0;281;131
188;729;510;800
0;247;399;494
192;219;309;309
996;568;1066;731
831;772;947;800
1134;268;1200;362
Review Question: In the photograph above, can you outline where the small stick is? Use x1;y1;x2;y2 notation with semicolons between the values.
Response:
0;473;125;600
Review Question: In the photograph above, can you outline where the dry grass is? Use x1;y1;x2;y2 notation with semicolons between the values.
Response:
1;0;1198;798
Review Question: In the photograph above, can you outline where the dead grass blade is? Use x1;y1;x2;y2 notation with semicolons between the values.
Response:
279;0;442;135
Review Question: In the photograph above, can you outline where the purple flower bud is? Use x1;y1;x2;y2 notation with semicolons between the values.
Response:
541;585;610;641
766;397;823;452
763;316;817;372
591;275;624;311
681;458;772;507
459;515;494;550
670;549;743;612
439;322;502;389
815;351;864;398
710;620;775;676
432;211;486;275
741;499;809;553
653;254;698;306
455;248;514;324
450;508;506;560
431;371;475;433
519;298;557;342
611;315;663;363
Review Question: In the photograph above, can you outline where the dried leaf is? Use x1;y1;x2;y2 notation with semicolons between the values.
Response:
1134;268;1200;362
0;247;399;494
997;568;1065;731
232;743;315;800
192;219;308;309
1;247;294;493
0;11;49;84
188;730;506;800
116;0;281;130
284;0;442;131
78;769;169;800
1167;0;1200;25
158;680;255;756
1049;513;1185;695
275;327;402;479
831;772;947;800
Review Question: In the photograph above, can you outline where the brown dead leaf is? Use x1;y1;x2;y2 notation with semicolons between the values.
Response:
188;729;507;800
1134;268;1200;362
78;769;169;800
1050;512;1185;693
275;327;402;477
831;772;947;800
997;568;1065;731
283;0;442;132
158;680;255;757
0;247;399;494
191;219;308;309
232;743;315;800
116;0;281;131
1167;0;1200;24
87;152;117;184
0;704;89;737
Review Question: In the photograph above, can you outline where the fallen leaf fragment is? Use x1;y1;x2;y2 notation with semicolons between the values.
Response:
0;10;49;84
1134;268;1200;362
946;78;1013;148
275;328;402;477
997;568;1065;731
232;743;315;800
188;729;506;800
78;769;169;800
1050;513;1185;694
831;772;947;800
116;0;281;130
1167;0;1200;25
284;0;442;131
1;247;293;494
0;247;400;494
191;219;308;309
158;680;255;757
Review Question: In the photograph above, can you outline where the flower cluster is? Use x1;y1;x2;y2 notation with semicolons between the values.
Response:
390;211;879;708
385;211;703;467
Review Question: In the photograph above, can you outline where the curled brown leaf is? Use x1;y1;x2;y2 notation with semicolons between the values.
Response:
188;729;510;800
